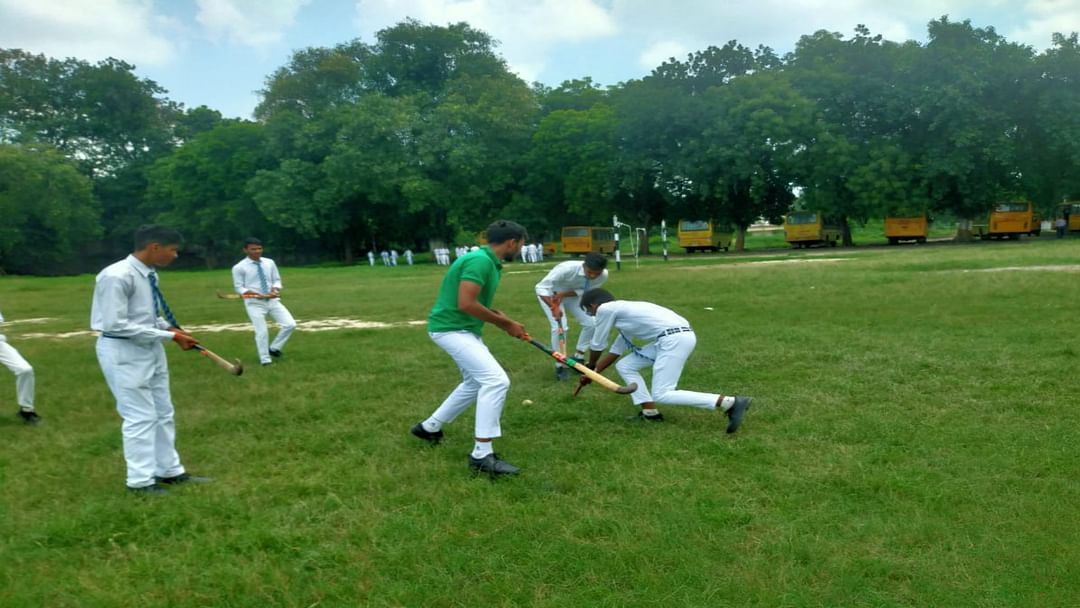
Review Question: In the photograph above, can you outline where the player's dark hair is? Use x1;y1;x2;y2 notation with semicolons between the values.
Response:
134;225;183;250
243;237;262;247
580;288;615;310
485;220;528;245
583;253;608;271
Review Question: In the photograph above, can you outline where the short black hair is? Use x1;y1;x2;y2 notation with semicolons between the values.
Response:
583;253;607;271
485;220;528;245
243;237;262;247
580;288;615;310
134;225;183;250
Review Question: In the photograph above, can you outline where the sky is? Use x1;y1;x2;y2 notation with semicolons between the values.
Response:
2;0;1078;119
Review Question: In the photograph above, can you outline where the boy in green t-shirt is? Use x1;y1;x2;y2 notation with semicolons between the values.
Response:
411;220;529;476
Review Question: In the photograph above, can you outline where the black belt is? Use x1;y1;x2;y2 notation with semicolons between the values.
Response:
657;326;693;339
101;334;130;340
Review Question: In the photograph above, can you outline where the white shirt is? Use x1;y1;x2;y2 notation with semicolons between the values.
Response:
91;254;174;345
590;300;690;355
0;309;6;341
232;257;283;295
534;260;609;297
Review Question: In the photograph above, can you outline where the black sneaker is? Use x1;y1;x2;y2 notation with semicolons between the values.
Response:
725;396;753;434
468;453;520;476
17;409;41;426
156;473;213;485
627;411;665;422
410;422;444;445
127;484;170;496
269;349;282;358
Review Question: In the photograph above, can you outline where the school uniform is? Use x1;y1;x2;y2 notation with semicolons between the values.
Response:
231;256;297;365
91;255;186;488
0;310;35;411
590;300;719;409
534;261;609;361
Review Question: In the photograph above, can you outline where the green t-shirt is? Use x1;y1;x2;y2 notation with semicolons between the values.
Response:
428;247;503;335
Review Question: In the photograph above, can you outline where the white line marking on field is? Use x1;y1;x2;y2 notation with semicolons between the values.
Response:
16;318;427;340
1;317;55;325
958;265;1080;273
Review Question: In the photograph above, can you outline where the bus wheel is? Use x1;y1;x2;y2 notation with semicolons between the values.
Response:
888;237;898;245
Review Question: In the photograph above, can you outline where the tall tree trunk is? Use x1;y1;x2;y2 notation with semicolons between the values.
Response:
841;216;854;247
735;227;747;252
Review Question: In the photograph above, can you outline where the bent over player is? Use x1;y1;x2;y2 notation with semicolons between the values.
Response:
534;253;608;380
410;220;529;476
578;288;752;431
91;225;211;495
232;238;297;366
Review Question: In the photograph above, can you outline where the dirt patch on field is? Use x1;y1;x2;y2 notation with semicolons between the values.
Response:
677;258;851;271
16;317;426;340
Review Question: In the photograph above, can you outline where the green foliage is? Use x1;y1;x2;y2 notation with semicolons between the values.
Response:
0;144;101;274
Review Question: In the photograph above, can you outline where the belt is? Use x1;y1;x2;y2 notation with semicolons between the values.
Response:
101;334;130;340
657;326;693;339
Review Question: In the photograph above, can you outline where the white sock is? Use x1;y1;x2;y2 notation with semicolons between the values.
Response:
422;418;442;432
719;396;735;411
472;442;493;459
641;408;661;417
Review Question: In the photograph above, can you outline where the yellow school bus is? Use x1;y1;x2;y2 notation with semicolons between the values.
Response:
1059;202;1080;232
561;226;616;256
784;211;842;248
885;213;929;245
974;201;1041;240
677;219;733;253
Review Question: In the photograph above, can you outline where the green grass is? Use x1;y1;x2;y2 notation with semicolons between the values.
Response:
2;238;1080;606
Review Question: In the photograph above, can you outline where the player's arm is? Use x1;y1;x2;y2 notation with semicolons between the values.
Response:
458;280;527;338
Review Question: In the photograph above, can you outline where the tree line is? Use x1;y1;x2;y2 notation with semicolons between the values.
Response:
2;16;1079;274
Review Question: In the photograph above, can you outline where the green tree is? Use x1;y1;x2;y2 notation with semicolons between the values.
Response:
0;144;101;274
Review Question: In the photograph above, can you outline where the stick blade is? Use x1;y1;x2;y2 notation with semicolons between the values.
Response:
615;382;637;394
232;360;244;376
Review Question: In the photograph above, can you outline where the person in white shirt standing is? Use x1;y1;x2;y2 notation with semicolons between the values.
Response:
577;288;753;432
534;253;609;380
0;309;39;425
91;224;210;495
231;237;297;367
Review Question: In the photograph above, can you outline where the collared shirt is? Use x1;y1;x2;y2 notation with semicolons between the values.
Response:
232;256;283;295
534;260;608;296
428;246;503;336
590;300;690;355
91;254;174;345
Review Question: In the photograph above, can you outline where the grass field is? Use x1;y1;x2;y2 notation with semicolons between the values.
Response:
2;237;1079;607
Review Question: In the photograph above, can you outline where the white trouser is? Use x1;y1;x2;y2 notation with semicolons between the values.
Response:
536;295;595;364
96;337;185;488
0;338;35;408
244;299;297;363
429;331;509;438
614;332;720;408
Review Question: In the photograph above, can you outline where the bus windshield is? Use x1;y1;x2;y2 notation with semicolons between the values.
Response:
787;212;818;225
680;220;710;231
994;202;1029;213
562;227;589;237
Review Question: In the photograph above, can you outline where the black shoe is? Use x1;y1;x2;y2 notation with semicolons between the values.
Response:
468;453;520;476
269;349;282;358
725;396;753;434
17;409;41;426
555;367;571;381
156;473;213;485
410;422;444;445
127;484;170;496
627;410;665;422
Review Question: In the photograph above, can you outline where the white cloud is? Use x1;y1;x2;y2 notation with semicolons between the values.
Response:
195;0;312;48
0;0;177;65
354;0;617;81
639;40;688;69
1007;0;1080;50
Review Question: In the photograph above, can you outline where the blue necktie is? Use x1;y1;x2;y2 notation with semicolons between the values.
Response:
255;261;269;293
148;271;179;327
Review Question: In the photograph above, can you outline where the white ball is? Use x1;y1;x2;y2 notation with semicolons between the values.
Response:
522;399;534;405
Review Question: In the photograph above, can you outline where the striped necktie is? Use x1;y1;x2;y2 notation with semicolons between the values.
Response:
148;271;179;327
255;261;269;293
